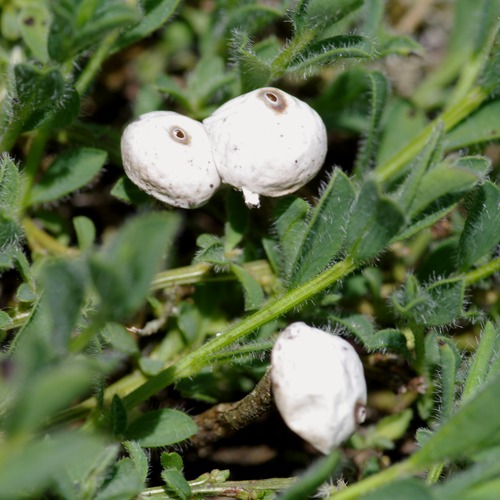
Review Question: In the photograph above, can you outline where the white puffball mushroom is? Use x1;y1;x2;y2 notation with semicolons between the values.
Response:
271;322;367;454
121;111;221;208
203;87;328;208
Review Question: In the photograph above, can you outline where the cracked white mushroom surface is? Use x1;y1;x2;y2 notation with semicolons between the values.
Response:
121;111;221;208
271;322;367;454
203;87;327;207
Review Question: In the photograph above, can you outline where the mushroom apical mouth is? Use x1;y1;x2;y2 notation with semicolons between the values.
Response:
170;127;190;144
259;88;287;113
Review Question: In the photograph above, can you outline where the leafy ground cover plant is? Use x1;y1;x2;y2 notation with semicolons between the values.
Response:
0;0;499;498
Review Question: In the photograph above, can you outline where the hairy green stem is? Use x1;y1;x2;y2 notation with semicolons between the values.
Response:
21;128;50;206
411;321;426;375
150;260;274;290
123;257;357;409
139;477;297;499
426;463;444;485
463;257;500;286
23;218;78;256
75;31;120;96
374;86;487;183
446;19;499;109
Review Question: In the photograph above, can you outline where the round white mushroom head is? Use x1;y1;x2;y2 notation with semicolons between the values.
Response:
203;88;327;208
120;111;221;208
271;322;367;454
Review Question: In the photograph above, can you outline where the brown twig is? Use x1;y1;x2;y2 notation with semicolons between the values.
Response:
191;368;272;452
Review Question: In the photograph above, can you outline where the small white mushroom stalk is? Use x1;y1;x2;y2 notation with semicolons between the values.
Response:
121;111;221;208
271;322;367;454
203;88;328;208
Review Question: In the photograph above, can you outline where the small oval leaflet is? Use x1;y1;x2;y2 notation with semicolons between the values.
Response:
125;408;198;448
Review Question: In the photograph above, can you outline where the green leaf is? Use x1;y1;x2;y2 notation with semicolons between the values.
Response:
445;99;500;149
223;4;282;36
288;35;373;75
125;409;197;447
95;457;143;500
162;469;191;500
224;189;249;252
422;279;465;326
412;0;497;108
14;64;64;122
18;4;50;63
462;322;498;403
113;0;180;53
293;0;364;35
16;282;37;302
110;176;152;206
406;160;480;218
333;314;410;356
239;48;272;93
0;431;107;498
394;277;465;327
393;204;457;243
186;56;235;111
290;169;355;287
101;323;139;355
123;441;149;483
156;75;192;112
49;0;139;62
0;155;21;216
48;85;81;130
9;295;54;367
195;234;228;267
74;215;96;251
411;374;500;466
161;452;184;472
433;448;500;500
274;197;309;278
379;34;425;57
230;263;265;311
74;2;139;52
395;122;444;213
370;409;413;446
292;0;313;34
377;98;427;167
28;148;107;206
359;479;433;500
345;180;405;262
0;64;68;149
40;258;87;353
5;358;98;435
457;181;500;271
354;71;389;177
64;444;119;499
232;30;272;92
110;395;128;436
0;310;14;330
436;341;459;421
90;212;181;322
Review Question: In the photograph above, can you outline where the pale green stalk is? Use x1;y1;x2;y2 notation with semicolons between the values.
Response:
139;477;297;499
374;86;487;183
75;31;120;96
